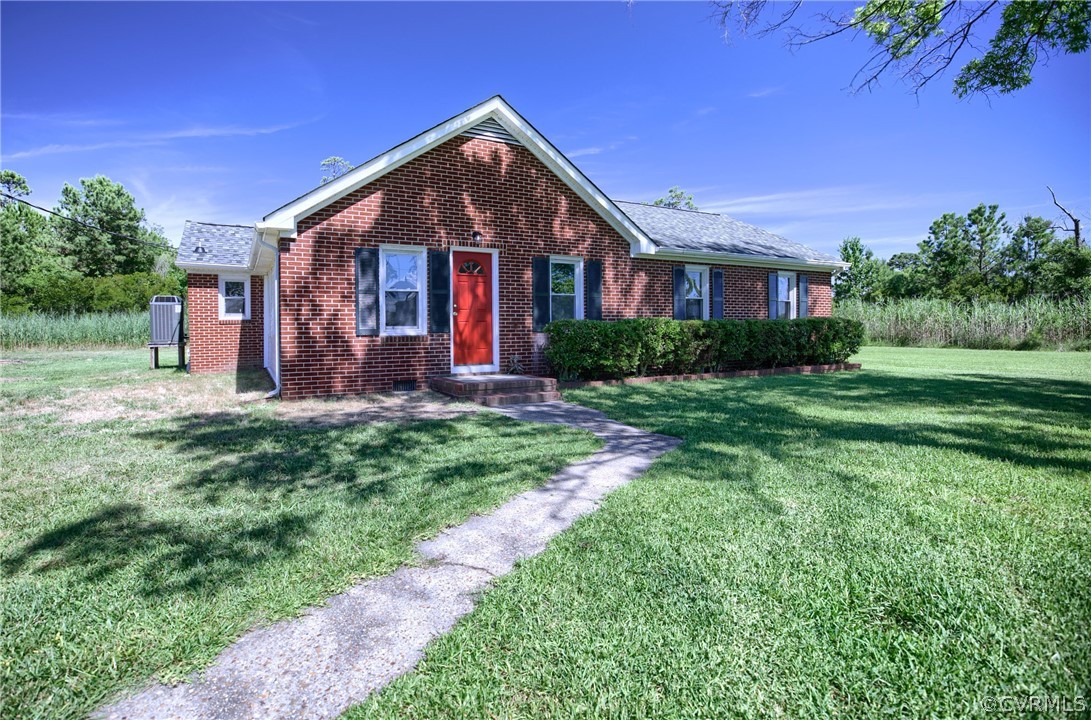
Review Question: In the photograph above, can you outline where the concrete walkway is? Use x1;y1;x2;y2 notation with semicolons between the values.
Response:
97;402;679;720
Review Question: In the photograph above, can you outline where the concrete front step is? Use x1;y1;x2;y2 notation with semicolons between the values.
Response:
431;374;557;398
467;390;563;407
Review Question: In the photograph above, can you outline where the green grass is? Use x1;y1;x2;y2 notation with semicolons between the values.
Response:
1;311;150;350
0;350;600;720
346;347;1091;719
835;297;1091;350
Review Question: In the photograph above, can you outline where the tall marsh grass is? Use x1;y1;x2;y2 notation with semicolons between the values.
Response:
835;298;1091;350
1;311;149;350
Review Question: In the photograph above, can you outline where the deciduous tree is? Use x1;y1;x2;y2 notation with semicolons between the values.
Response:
652;186;698;210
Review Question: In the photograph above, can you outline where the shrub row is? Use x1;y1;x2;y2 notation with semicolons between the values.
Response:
543;317;865;380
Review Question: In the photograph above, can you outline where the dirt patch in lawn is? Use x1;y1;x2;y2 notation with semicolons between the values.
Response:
273;391;478;427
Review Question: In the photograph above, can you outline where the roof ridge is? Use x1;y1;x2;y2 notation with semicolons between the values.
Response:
613;200;722;217
185;220;253;229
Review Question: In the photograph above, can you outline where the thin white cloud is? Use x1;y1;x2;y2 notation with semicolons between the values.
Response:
702;186;914;217
564;136;637;161
2;111;125;127
1;119;317;161
566;147;604;159
746;87;784;99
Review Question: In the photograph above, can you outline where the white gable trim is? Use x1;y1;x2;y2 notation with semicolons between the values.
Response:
258;96;658;257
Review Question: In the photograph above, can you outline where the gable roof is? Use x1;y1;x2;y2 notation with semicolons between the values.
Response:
177;221;254;270
180;96;844;273
258;95;659;257
616;201;843;268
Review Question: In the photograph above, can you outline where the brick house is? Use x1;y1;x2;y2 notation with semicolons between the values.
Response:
176;96;846;399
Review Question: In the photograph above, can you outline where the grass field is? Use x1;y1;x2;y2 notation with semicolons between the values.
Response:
1;311;149;350
835;297;1091;350
0;351;599;720
346;347;1091;719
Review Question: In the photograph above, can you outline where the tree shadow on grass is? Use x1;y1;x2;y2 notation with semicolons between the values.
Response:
575;370;1091;477
3;411;586;598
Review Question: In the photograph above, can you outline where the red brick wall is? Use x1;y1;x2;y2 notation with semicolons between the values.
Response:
187;273;264;373
275;135;832;398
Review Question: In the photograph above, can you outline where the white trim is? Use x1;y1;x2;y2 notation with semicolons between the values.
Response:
378;245;428;336
218;274;250;321
548;255;584;322
635;248;848;273
450;246;500;375
684;265;711;321
777;270;798;320
258;96;659;257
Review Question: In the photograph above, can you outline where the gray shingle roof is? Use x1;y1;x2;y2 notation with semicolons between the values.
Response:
615;201;840;265
179;221;254;268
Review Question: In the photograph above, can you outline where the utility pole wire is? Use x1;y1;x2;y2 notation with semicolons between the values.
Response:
0;192;176;252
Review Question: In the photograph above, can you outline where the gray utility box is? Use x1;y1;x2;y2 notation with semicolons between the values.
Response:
149;295;185;369
150;295;183;344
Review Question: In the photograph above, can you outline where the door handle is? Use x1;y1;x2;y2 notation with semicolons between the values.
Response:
452;303;458;317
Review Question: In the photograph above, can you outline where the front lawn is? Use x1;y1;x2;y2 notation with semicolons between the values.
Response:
0;351;599;720
347;346;1091;719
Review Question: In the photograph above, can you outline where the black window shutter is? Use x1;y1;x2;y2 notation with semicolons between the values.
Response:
355;248;379;336
672;266;686;320
799;274;809;318
711;269;724;319
428;251;451;333
532;256;551;330
585;260;603;320
768;272;778;320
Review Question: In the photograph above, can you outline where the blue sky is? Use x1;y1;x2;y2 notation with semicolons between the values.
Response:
2;1;1088;259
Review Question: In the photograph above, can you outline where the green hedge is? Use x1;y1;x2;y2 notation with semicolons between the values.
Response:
2;271;184;315
543;318;865;380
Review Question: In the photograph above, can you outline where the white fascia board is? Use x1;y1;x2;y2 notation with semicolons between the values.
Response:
260;98;505;233
488;106;658;257
258;96;658;257
634;249;849;273
176;261;254;274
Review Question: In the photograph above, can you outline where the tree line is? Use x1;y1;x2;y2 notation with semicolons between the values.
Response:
0;170;183;314
835;202;1090;303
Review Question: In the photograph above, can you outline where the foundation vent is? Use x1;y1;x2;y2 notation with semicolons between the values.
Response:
392;379;418;392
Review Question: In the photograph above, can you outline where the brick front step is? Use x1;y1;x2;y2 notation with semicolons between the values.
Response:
431;374;557;398
467;390;563;407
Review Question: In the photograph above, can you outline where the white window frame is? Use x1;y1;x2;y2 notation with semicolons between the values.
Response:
218;275;251;321
549;256;585;323
378;245;428;336
684;265;710;320
777;271;797;319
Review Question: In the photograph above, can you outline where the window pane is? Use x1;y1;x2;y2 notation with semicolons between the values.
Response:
551;262;575;295
551;295;575;322
779;300;792;319
385;291;419;327
685;298;704;320
385;253;419;291
225;281;245;298
225;297;246;315
685;271;703;299
777;276;790;302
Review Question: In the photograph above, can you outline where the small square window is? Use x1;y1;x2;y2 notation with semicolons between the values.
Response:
218;275;250;320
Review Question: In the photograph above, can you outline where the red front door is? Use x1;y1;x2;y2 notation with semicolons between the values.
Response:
452;251;494;366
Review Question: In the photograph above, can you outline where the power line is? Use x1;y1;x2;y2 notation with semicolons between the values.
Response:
1;192;175;252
